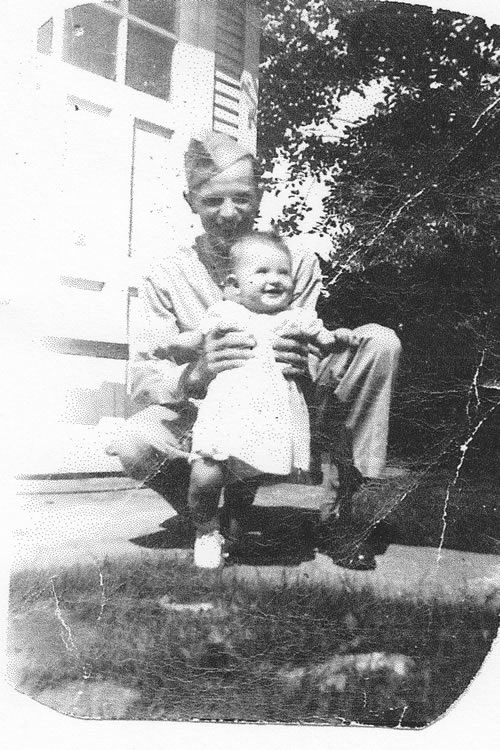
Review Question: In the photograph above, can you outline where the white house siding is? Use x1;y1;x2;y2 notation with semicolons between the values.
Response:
8;1;260;476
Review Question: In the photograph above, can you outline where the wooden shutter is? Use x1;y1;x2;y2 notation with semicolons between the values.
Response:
213;0;247;136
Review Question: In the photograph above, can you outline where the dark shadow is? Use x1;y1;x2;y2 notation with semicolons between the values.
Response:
130;506;319;566
227;506;318;565
130;471;500;563
131;516;196;551
130;505;396;567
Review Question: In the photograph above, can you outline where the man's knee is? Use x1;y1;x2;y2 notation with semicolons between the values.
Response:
357;324;402;359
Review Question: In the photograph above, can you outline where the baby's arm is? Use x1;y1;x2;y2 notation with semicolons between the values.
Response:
277;310;359;355
274;311;359;358
314;326;360;354
165;330;204;364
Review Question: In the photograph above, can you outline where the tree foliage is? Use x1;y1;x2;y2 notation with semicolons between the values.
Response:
257;1;500;458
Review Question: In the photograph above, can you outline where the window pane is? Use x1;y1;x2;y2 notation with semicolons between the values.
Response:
63;4;119;80
37;18;54;55
128;1;177;32
126;25;174;100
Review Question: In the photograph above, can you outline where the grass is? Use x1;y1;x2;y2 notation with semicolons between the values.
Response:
8;555;498;726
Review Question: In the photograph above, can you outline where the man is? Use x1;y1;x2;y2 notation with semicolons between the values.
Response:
107;131;401;569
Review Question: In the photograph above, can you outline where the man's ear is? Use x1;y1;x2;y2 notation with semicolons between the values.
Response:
183;190;197;213
250;182;264;212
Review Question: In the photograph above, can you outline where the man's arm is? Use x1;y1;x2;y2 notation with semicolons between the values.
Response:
272;240;324;375
289;241;323;311
290;243;359;356
128;275;195;407
130;274;255;405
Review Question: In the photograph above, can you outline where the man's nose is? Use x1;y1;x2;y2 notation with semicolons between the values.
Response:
219;198;237;219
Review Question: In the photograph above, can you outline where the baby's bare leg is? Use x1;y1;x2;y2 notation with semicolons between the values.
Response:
188;457;225;533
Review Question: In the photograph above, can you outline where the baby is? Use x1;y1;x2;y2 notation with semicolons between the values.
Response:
168;231;358;568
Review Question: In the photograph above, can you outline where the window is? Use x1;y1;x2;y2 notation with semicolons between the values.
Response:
38;2;178;101
128;0;176;31
126;22;172;100
63;4;120;81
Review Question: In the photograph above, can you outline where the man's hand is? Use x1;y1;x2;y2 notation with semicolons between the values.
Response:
164;331;204;364
186;323;256;396
272;322;313;378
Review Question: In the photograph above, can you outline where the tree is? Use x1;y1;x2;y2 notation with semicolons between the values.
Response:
257;1;500;461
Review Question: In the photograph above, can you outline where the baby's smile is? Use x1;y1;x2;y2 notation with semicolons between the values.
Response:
262;284;286;295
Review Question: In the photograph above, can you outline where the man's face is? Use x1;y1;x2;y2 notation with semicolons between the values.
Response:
187;158;262;245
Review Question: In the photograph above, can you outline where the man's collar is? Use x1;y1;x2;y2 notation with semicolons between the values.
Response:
195;234;232;259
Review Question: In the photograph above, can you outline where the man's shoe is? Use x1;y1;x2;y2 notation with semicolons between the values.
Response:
329;542;377;571
367;519;395;555
318;512;377;570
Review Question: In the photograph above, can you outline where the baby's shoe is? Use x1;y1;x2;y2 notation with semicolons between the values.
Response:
193;529;226;569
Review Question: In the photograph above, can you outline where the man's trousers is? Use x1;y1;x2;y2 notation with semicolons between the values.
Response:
107;324;402;514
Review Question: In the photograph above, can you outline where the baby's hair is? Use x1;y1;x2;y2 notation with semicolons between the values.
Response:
229;230;292;270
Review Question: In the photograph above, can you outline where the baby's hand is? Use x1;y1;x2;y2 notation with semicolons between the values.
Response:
333;328;360;349
316;327;360;353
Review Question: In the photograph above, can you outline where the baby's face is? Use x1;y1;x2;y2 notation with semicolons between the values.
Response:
230;239;294;314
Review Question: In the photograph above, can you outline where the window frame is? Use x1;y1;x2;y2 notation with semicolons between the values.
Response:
103;0;179;47
38;1;179;99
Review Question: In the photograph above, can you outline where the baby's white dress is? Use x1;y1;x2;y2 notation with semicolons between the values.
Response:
191;300;322;478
